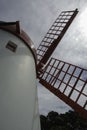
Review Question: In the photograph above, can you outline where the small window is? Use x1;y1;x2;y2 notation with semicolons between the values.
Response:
6;41;17;52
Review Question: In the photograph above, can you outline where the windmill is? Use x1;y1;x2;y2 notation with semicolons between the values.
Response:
0;8;86;130
37;8;87;120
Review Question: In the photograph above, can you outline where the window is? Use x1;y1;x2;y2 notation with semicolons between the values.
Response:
6;41;17;52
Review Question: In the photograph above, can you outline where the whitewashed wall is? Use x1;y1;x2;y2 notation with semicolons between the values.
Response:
0;29;40;130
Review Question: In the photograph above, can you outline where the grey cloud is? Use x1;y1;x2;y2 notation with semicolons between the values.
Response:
37;84;71;115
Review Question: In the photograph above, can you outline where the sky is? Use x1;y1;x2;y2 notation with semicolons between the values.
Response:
0;0;87;115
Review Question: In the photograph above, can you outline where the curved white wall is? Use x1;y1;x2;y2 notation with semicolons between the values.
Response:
0;29;40;130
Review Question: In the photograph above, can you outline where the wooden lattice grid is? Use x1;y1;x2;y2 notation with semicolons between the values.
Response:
37;9;78;66
39;57;87;117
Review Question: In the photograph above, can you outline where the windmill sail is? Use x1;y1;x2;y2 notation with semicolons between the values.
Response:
38;57;87;119
37;9;78;70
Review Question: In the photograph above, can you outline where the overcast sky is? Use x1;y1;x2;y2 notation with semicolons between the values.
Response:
0;0;87;115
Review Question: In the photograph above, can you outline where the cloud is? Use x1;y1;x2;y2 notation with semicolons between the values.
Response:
37;83;71;115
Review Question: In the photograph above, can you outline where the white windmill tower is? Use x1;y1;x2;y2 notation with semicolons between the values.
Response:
0;21;40;130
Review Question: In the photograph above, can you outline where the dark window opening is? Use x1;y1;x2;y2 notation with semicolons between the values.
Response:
6;41;17;52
